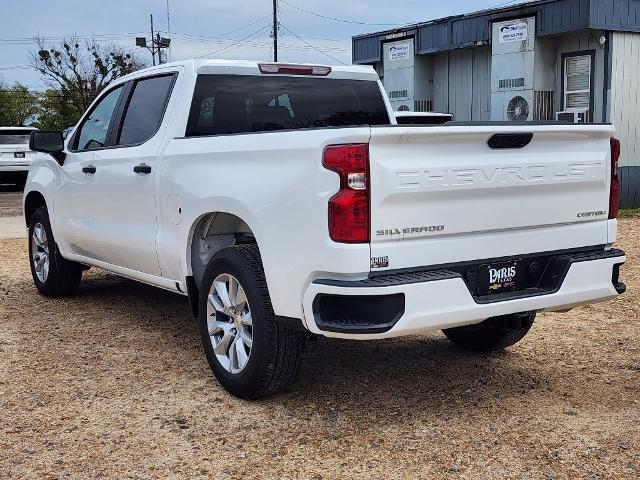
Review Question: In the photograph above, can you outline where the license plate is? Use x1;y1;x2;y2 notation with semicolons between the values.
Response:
478;260;523;295
14;152;25;158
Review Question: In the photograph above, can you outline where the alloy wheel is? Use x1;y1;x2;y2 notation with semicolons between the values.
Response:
206;273;253;374
31;223;50;283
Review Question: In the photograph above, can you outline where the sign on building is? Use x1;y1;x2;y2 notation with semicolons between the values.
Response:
389;42;410;61
498;21;528;43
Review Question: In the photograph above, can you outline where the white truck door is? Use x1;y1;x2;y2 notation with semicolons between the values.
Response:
55;74;176;276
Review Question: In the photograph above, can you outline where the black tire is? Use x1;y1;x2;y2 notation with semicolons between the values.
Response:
443;312;535;352
28;206;82;297
198;244;305;399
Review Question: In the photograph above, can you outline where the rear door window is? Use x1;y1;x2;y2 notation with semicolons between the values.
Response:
186;75;390;136
118;74;176;146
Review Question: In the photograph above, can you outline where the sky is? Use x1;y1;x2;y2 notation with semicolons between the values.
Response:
0;0;527;90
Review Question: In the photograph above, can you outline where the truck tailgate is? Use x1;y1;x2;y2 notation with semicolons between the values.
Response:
368;124;615;271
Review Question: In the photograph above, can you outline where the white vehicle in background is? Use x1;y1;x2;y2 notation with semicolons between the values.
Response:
0;127;38;185
23;59;626;399
394;111;453;125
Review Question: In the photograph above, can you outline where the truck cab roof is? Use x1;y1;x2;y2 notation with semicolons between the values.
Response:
117;59;380;83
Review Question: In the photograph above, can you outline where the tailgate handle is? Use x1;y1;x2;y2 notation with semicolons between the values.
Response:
487;133;533;149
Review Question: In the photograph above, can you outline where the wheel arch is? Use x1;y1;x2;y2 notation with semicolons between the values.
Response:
24;190;48;227
186;211;258;316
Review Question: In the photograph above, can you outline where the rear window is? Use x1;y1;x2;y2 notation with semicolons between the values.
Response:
0;130;34;145
186;75;390;137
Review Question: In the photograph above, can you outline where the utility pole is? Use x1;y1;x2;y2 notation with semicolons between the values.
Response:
272;0;278;62
166;0;171;62
150;14;156;65
134;14;171;66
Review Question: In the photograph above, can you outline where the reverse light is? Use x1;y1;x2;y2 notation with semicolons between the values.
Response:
347;173;367;190
323;144;370;243
258;63;332;76
609;137;621;219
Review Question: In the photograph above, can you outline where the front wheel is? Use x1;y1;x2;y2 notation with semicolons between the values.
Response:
198;245;305;399
443;312;535;352
28;206;82;297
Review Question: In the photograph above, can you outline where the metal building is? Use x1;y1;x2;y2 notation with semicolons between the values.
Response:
352;0;640;207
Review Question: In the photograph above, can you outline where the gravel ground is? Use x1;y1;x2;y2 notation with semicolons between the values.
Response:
0;217;638;479
0;185;23;218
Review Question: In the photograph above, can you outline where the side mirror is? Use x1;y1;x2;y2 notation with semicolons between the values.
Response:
29;131;66;165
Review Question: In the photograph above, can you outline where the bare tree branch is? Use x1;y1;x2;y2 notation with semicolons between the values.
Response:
30;36;145;114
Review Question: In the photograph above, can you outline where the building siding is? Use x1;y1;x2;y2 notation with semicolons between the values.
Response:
472;47;492;121
590;0;640;32
538;0;590;36
433;47;491;121
433;54;449;114
352;36;382;63
610;31;640;207
610;31;640;167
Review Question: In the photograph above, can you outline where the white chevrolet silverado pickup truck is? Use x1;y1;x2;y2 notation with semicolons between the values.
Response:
24;59;626;399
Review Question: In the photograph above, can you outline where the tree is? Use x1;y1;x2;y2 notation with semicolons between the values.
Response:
35;89;80;131
31;36;145;117
0;82;41;126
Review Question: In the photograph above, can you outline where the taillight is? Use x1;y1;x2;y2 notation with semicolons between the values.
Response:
609;137;621;219
323;144;370;243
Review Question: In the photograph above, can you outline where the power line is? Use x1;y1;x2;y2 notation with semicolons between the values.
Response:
177;15;273;43
278;23;347;65
168;33;349;52
0;15;272;46
0;29;349;53
0;65;33;71
194;24;271;59
279;0;403;26
0;33;148;45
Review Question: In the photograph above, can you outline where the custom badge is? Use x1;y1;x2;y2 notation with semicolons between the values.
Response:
371;256;389;269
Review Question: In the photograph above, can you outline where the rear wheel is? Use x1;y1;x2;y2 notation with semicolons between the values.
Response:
198;244;305;399
443;312;535;352
28;206;82;297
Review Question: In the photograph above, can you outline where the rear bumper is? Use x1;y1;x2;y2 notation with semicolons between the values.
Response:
0;164;30;173
302;248;625;340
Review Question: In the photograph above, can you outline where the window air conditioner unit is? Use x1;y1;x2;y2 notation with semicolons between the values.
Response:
556;109;588;123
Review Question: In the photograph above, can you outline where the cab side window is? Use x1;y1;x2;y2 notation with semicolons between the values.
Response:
74;86;124;151
117;75;175;146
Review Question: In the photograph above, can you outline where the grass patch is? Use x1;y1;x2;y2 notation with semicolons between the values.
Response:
618;208;640;219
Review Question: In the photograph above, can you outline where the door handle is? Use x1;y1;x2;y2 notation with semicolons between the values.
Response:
82;165;96;174
133;164;152;174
